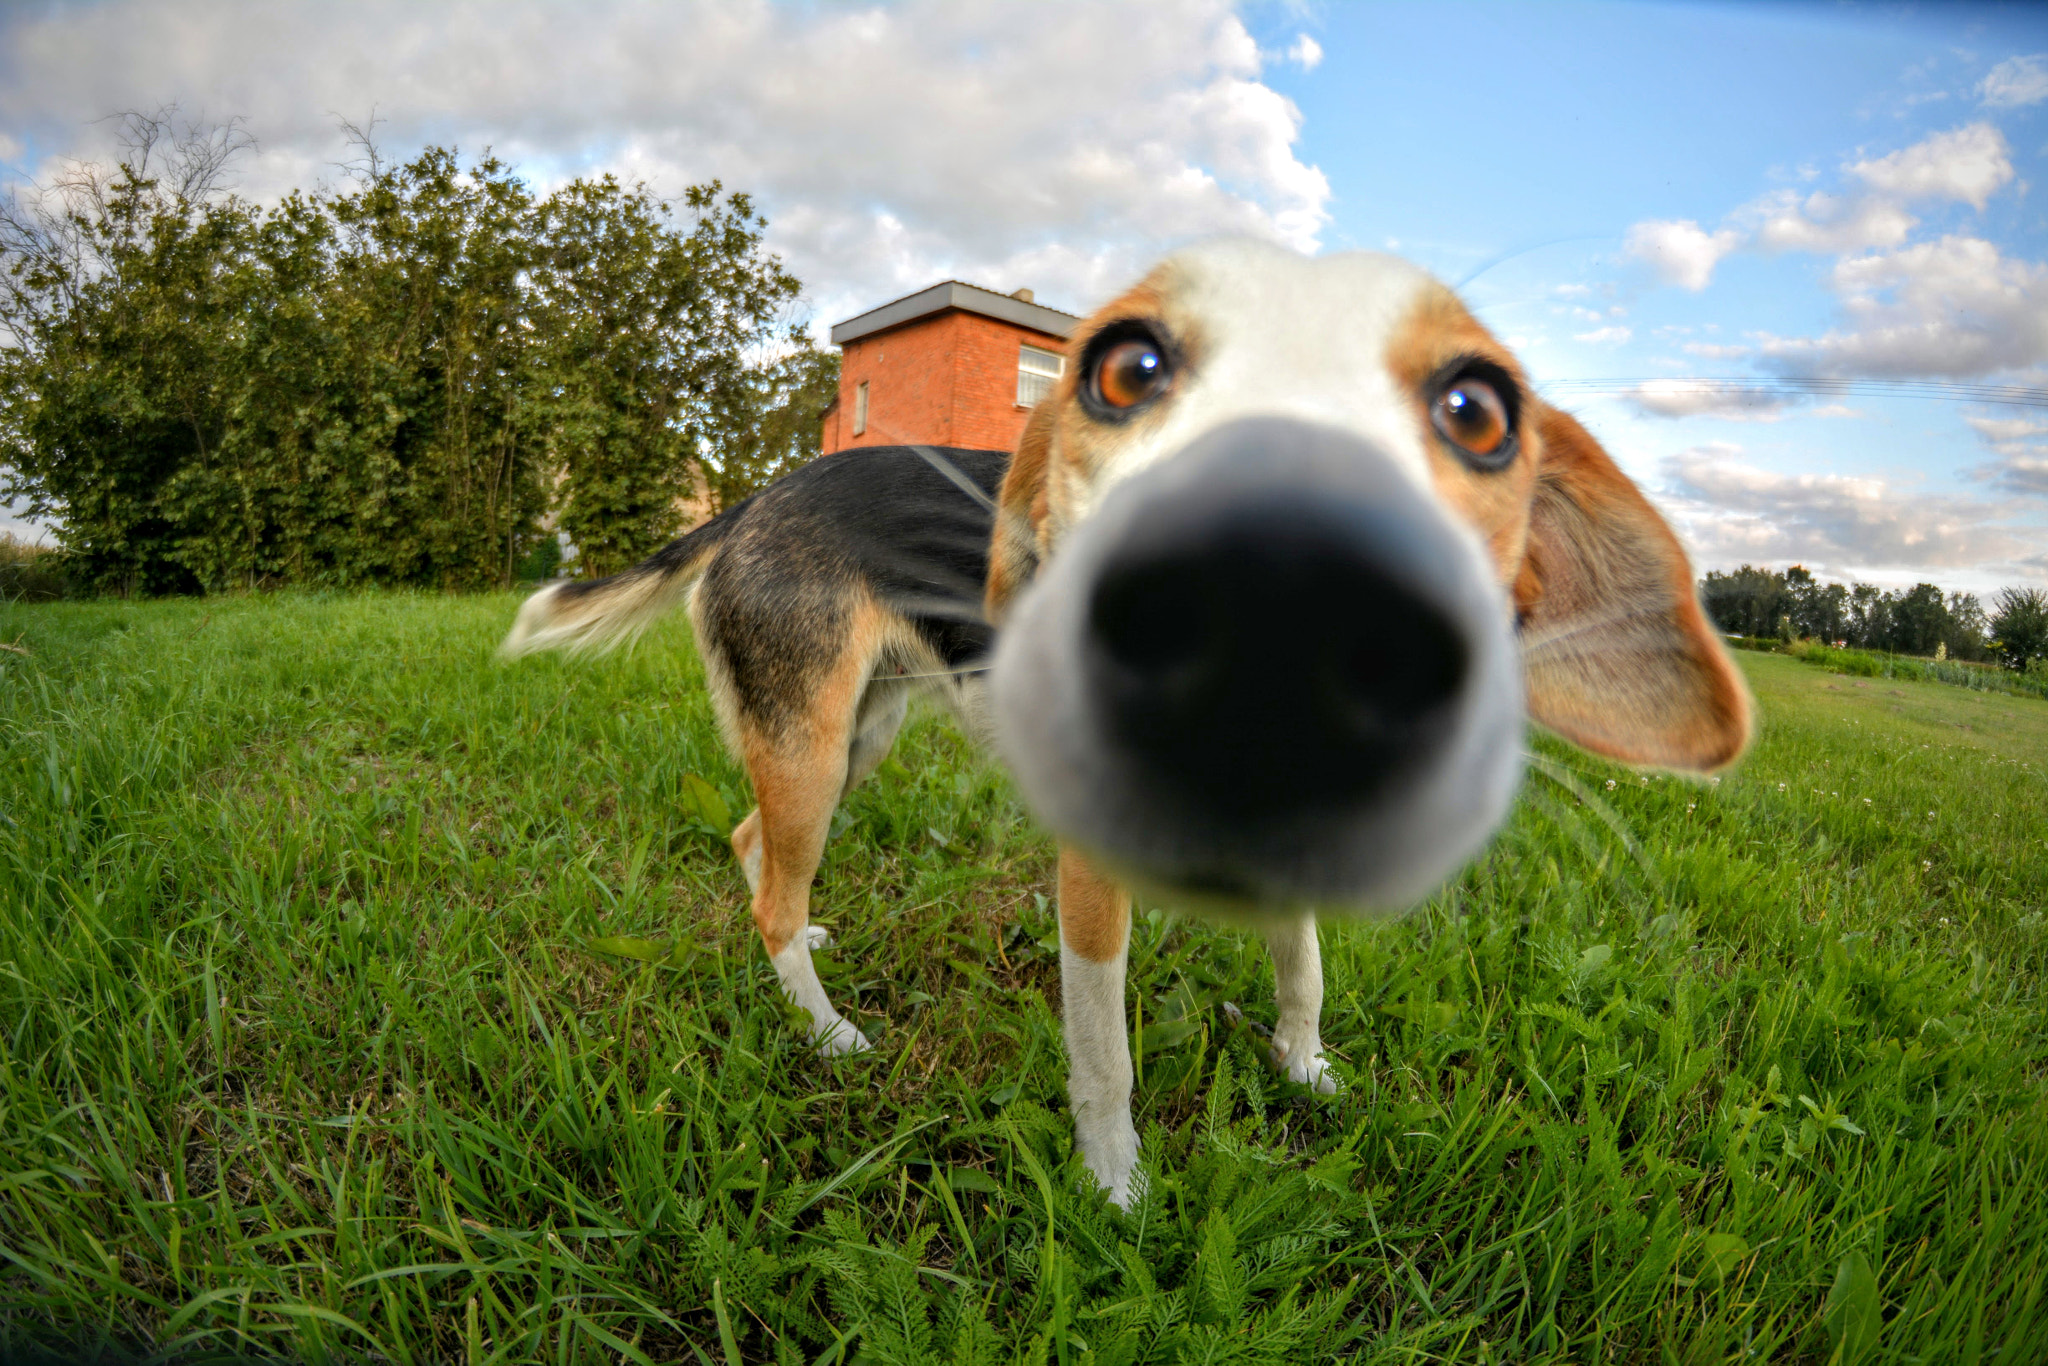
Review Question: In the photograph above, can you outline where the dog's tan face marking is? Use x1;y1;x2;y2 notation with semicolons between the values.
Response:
1025;243;1510;595
1041;252;1553;603
994;237;1751;782
1383;283;1541;593
1038;274;1190;546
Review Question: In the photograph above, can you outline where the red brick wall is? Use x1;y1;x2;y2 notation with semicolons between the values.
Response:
821;310;1065;456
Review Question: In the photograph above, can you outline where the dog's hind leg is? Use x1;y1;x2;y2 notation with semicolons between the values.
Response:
732;676;908;949
841;678;911;798
736;657;879;1058
1058;847;1140;1207
1262;914;1337;1094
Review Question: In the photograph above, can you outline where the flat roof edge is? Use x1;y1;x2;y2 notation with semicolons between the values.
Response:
830;280;1077;345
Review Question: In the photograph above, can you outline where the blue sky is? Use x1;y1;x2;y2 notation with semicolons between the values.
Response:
3;0;2045;594
1248;2;2048;596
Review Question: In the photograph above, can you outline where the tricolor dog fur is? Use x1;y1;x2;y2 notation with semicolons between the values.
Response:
502;238;1752;1207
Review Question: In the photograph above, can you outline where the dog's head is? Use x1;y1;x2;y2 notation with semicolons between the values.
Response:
986;239;1750;912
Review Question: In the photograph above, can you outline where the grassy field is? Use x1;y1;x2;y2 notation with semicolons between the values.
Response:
2;591;2045;1364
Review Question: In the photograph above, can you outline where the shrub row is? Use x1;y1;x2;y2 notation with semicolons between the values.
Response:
1785;639;2048;700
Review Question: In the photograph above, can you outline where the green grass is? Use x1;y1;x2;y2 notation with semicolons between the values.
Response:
2;592;2045;1364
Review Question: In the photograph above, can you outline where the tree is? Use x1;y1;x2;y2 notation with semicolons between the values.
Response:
0;110;265;594
1785;565;1850;643
1697;563;1993;659
322;141;549;590
1990;587;2048;671
1;113;822;594
531;179;801;576
1888;583;1950;657
1700;565;1793;638
697;343;842;515
1940;592;1991;662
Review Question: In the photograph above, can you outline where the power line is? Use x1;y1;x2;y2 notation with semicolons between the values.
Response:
1539;377;2048;409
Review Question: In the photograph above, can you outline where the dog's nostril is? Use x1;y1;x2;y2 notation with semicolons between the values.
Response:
1326;592;1469;735
1089;556;1224;676
1085;502;1472;821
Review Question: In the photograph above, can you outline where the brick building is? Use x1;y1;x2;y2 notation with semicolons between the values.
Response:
821;281;1078;455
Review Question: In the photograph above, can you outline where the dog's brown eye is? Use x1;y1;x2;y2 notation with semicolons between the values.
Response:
1094;339;1169;410
1433;376;1512;464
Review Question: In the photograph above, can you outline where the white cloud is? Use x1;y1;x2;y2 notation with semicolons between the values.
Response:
1847;122;2012;209
1967;415;2048;447
1980;54;2048;108
1286;34;1323;71
1965;414;2048;496
1660;443;2038;573
0;0;1330;326
1749;187;1918;253
1755;235;2048;378
1624;124;2044;380
1573;325;1632;345
1991;453;2048;497
1624;218;1740;291
1742;123;2011;254
1626;123;2019;292
1682;341;1751;359
1629;380;1795;422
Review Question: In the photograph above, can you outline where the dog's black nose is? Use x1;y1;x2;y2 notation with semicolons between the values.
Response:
1085;494;1471;822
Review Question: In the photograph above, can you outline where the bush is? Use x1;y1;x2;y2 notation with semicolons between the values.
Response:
514;532;563;584
1786;637;2048;700
1;113;823;596
1788;641;1881;675
0;535;68;601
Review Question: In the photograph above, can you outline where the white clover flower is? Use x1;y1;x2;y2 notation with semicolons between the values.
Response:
1687;803;1696;812
1862;798;1872;805
1922;860;1932;871
1605;779;1617;790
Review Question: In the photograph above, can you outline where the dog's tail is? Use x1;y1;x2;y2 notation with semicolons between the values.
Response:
498;513;740;660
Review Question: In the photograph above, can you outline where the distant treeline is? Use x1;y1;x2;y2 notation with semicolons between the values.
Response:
0;112;837;596
1701;563;2048;672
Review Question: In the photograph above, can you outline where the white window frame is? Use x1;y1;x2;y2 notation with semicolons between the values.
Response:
1017;344;1063;407
853;380;869;436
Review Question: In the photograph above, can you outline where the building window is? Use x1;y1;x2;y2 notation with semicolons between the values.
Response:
853;380;869;436
1017;345;1063;407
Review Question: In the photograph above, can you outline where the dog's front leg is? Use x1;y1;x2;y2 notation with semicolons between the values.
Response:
1057;846;1140;1207
1263;914;1338;1094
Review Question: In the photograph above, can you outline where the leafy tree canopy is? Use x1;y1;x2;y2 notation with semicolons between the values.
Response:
1700;564;1996;663
1990;586;2048;671
0;110;838;594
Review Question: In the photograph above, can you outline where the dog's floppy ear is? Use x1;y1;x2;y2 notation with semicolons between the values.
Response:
1514;403;1752;771
986;401;1057;624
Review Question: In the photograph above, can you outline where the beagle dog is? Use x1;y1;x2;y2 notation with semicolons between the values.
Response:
502;238;1751;1206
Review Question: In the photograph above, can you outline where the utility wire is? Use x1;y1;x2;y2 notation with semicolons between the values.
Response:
1539;377;2048;409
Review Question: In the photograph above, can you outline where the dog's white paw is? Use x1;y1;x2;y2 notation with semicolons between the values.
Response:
813;1017;873;1057
1282;1051;1340;1095
1077;1115;1142;1209
1271;1036;1339;1094
804;924;833;951
1099;1167;1142;1210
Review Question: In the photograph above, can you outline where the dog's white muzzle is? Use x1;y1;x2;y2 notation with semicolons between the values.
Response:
992;417;1524;913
